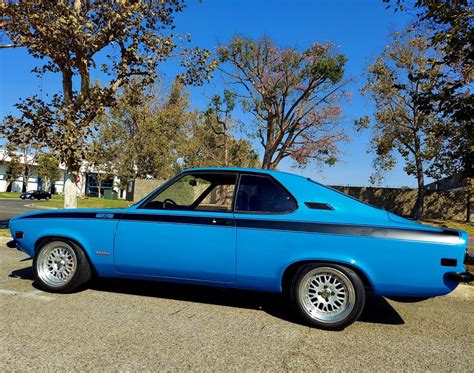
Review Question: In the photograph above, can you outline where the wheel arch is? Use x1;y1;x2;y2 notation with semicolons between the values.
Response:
281;259;374;293
34;235;97;275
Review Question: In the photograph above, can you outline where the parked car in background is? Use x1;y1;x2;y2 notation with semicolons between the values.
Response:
20;190;51;200
7;167;472;330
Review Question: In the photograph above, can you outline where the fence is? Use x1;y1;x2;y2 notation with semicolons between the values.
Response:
331;185;468;221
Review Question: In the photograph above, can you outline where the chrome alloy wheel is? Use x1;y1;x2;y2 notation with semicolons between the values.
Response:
37;242;77;287
298;267;356;323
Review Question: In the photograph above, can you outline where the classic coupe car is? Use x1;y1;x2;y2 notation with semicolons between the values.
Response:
7;168;472;330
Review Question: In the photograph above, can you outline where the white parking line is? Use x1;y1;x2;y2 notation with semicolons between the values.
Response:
0;289;53;301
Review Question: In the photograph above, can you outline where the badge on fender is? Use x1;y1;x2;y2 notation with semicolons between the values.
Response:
96;213;114;219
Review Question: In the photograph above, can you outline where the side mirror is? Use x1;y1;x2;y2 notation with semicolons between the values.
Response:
189;179;197;187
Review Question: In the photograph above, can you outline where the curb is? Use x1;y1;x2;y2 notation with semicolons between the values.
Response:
25;204;58;210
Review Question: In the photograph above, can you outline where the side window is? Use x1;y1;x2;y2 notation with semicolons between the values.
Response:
196;184;235;212
140;173;236;212
235;174;296;213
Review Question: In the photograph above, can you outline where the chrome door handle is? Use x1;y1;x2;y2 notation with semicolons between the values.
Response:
210;218;234;226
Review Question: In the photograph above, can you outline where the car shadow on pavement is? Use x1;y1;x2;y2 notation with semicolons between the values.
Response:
9;265;405;327
9;266;35;280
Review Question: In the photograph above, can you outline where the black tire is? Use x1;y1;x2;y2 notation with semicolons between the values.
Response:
33;238;92;293
29;195;35;200
290;263;366;330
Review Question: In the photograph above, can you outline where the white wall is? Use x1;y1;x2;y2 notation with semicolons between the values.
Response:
0;163;6;192
0;174;39;192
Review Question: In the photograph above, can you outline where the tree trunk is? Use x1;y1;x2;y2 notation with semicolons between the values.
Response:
223;133;228;167
468;178;473;223
22;169;28;192
44;179;51;193
413;157;425;220
261;150;273;169
64;171;77;208
98;180;102;198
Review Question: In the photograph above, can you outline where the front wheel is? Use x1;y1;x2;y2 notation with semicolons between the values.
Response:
33;239;92;293
291;264;366;330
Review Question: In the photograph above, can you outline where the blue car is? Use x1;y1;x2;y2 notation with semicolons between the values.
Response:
7;167;473;329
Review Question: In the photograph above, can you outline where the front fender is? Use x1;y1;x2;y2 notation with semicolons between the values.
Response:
9;217;119;276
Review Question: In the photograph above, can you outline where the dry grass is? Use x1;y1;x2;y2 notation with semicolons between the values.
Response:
0;229;11;238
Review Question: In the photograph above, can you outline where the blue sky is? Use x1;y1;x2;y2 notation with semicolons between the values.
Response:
0;0;428;187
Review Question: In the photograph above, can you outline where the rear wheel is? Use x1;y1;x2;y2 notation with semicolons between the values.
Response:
33;239;91;293
291;263;365;330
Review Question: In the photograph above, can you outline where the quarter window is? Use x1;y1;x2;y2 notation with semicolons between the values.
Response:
235;174;296;213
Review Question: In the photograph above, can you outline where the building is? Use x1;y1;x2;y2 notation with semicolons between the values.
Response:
0;149;126;198
425;175;467;191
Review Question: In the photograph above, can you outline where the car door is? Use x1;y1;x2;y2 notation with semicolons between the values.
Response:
114;172;237;283
233;173;299;290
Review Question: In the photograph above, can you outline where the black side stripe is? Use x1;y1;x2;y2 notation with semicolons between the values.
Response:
18;211;459;243
22;212;100;220
235;219;459;243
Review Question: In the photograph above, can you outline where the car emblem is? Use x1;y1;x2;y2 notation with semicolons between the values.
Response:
96;213;114;219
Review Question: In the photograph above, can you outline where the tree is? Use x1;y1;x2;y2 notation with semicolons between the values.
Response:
139;79;194;178
359;32;447;219
0;0;213;208
183;120;259;169
384;0;473;179
18;145;37;193
1;143;22;192
94;79;194;183
35;153;61;193
203;90;237;167
218;35;349;170
184;90;259;168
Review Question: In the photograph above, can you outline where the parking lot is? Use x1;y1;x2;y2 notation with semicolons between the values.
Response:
0;199;37;229
0;239;472;371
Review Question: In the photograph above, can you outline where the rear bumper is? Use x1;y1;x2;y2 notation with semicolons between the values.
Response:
446;272;474;283
445;252;474;283
6;240;16;249
465;253;474;266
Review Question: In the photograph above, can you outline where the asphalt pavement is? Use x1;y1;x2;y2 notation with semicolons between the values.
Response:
0;239;472;371
0;199;38;229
